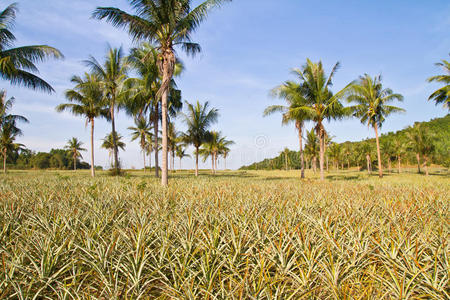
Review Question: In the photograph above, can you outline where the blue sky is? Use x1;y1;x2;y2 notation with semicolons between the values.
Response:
4;0;449;170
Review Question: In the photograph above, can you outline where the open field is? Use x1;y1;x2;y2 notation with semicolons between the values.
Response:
0;170;449;299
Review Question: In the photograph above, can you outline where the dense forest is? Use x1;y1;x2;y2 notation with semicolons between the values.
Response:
241;115;450;171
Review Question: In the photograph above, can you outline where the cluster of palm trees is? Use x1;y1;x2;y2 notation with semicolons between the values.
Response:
56;44;233;178
267;56;448;179
300;124;436;177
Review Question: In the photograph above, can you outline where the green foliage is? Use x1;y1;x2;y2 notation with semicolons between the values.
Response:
241;115;450;170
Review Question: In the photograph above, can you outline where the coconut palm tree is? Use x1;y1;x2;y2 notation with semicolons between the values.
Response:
218;136;234;170
84;47;128;175
0;90;28;132
93;0;231;186
0;3;63;93
128;116;152;172
175;145;190;170
427;55;449;110
265;80;310;178
288;59;351;180
381;139;395;173
101;132;126;167
304;129;319;173
360;142;374;174
64;138;86;171
0;121;23;173
407;124;435;176
347;74;404;178
393;139;406;173
125;42;184;178
328;143;342;170
56;74;108;177
181;101;219;177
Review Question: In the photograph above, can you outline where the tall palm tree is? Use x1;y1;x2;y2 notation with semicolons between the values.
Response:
64;138;86;171
175;145;190;170
0;90;28;132
347;74;404;178
128;116;152;172
125;42;184;178
56;74;108;177
218;136;234;170
0;3;63;93
288;59;351;180
101;132;126;167
265;81;309;178
181;101;219;176
0;121;23;173
427;55;449;110
85;47;128;175
93;0;231;186
304;129;319;173
407;124;435;176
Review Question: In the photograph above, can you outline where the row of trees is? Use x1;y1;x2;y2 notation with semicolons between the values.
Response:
264;55;449;180
243;115;449;176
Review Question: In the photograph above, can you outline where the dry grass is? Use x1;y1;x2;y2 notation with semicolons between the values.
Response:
0;169;448;299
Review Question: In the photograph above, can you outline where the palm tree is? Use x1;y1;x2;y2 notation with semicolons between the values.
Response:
93;0;231;186
218;136;234;170
347;74;404;178
0;3;63;92
64;138;86;171
181;101;219;177
0;121;23;173
56;74;108;177
125;43;184;178
304;129;319;173
85;47;128;175
427;55;449;110
393;139;406;173
175;145;190;170
0;90;28;132
288;59;351;180
101;132;126;167
265;81;309;178
328;143;342;170
407;124;435;176
381;139;395;173
128;116;152;172
360;142;373;174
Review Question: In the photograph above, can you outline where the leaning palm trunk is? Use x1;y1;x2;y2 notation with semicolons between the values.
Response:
296;121;305;179
416;153;421;174
90;119;95;177
374;123;383;178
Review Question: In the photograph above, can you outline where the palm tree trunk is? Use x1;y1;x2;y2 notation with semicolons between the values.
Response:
424;156;429;176
296;121;305;179
161;87;169;186
387;158;391;173
3;151;6;174
416;153;421;174
398;155;401;173
319;128;325;180
224;156;227;170
143;151;146;173
149;151;152;170
110;103;119;173
211;154;214;174
374;123;383;178
73;154;76;171
90;119;95;177
153;103;159;178
179;157;182;170
195;146;199;177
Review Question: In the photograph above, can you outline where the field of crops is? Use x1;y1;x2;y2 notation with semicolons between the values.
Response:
0;170;449;299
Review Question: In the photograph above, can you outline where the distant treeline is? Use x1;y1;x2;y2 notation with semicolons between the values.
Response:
6;148;98;170
241;115;449;170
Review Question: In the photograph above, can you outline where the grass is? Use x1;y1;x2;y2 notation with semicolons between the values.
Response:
0;169;449;299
